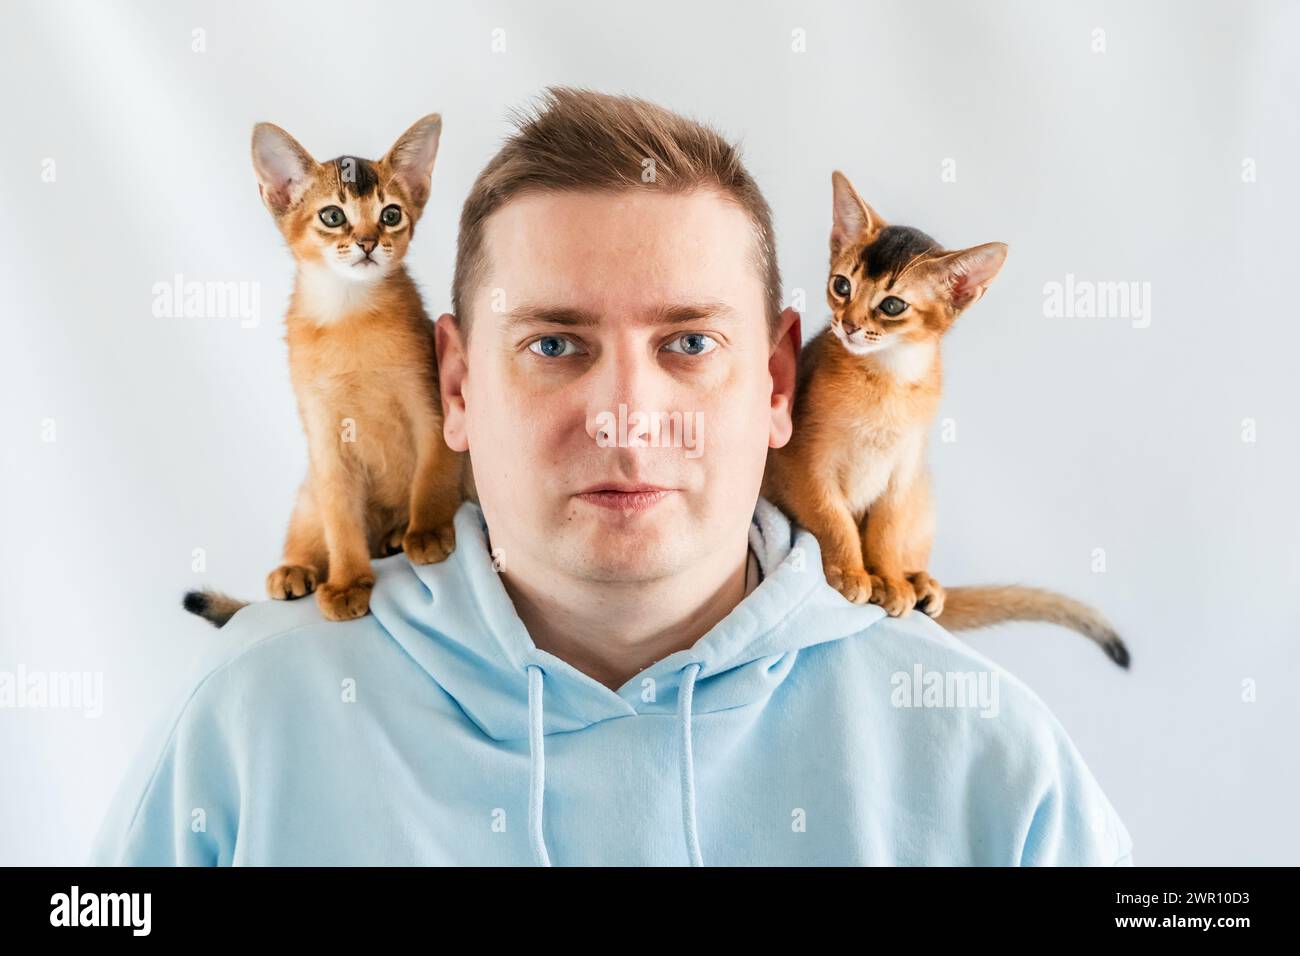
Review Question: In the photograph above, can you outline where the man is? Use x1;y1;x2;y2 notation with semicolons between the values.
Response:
91;87;1133;866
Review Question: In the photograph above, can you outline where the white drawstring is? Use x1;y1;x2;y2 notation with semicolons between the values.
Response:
526;664;552;866
678;662;705;866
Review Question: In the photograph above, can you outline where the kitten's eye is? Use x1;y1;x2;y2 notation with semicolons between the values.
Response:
831;275;852;298
318;206;347;228
528;335;580;358
878;295;908;317
664;333;718;356
380;205;402;227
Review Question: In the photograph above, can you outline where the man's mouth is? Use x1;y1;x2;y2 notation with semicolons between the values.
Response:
574;483;675;513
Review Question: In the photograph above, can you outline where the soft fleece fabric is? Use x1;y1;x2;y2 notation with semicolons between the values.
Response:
90;497;1133;866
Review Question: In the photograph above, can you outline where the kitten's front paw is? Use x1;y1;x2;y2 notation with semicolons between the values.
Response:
870;574;917;617
403;524;456;565
908;571;945;617
267;564;318;600
315;575;375;622
826;564;874;605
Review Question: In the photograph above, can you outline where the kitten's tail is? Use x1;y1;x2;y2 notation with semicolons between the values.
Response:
936;585;1130;669
182;589;250;629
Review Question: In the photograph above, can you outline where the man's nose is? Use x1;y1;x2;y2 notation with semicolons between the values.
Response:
585;345;670;442
356;236;378;255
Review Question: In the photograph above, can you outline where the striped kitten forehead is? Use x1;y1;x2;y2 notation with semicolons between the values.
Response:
325;156;383;202
856;225;941;283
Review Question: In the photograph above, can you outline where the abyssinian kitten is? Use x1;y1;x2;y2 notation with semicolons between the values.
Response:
183;114;466;627
762;171;1128;667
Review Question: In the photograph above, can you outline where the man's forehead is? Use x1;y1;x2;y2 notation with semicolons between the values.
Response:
477;186;763;313
475;187;764;329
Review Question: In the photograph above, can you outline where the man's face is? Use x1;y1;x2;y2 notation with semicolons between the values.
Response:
440;187;797;584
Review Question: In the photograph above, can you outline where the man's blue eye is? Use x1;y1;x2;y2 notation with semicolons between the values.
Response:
528;336;573;358
665;333;717;356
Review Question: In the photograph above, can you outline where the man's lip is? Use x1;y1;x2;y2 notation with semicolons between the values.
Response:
574;488;675;513
576;483;672;494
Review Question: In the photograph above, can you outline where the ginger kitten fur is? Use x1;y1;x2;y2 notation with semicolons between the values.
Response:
184;114;465;626
763;171;1128;667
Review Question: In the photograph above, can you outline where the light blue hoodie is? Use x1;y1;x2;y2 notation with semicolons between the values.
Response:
90;497;1134;866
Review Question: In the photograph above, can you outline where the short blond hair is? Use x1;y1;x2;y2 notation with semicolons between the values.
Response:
451;86;782;343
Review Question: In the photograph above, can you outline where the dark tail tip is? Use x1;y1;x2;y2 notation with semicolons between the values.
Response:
1104;636;1131;669
182;589;247;628
182;590;209;616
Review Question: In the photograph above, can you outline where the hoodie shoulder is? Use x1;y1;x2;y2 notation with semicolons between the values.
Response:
827;608;1134;865
89;588;396;865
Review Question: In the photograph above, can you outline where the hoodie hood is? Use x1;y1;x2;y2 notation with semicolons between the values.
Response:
366;495;887;865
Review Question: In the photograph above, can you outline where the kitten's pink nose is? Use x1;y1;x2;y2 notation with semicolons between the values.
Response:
356;237;378;255
841;320;859;335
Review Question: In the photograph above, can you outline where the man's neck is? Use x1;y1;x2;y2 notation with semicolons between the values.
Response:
498;546;751;692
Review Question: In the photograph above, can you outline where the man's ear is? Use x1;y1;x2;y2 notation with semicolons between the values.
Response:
924;242;1008;311
436;311;470;453
251;122;317;216
383;113;442;211
830;170;885;259
768;306;801;450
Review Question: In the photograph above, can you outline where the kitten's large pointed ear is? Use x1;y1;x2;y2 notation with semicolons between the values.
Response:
251;123;317;216
383;113;442;210
830;170;885;258
924;242;1008;310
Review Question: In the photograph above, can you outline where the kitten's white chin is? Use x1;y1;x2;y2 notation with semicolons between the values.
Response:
832;324;888;355
297;260;387;325
329;257;389;283
833;325;936;382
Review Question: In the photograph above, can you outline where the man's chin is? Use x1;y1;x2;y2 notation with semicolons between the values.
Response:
562;509;685;581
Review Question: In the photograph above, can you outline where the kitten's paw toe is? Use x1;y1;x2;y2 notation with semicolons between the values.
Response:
908;572;946;618
267;565;318;600
826;565;874;605
315;576;375;621
403;524;456;565
381;526;408;557
870;575;917;617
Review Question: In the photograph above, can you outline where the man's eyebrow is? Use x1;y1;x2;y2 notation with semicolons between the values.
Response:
503;301;738;329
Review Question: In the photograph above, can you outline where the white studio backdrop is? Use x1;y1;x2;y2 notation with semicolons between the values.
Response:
2;0;1297;865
